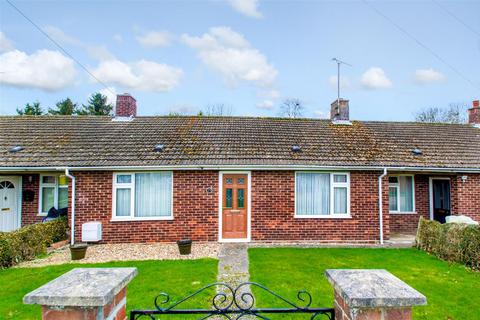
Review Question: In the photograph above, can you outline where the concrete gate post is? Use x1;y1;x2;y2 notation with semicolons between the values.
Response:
24;268;137;320
325;269;427;320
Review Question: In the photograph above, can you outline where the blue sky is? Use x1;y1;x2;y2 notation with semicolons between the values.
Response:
0;0;479;120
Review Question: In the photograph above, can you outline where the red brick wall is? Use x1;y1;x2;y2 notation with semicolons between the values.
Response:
73;171;218;243
389;174;431;234
115;94;136;117
21;174;43;226
250;171;388;242
389;173;480;234
19;170;479;243
72;170;389;243
468;102;480;124
452;173;480;222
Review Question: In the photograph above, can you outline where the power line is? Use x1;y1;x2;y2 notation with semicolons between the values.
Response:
432;0;480;38
5;0;116;96
361;0;480;92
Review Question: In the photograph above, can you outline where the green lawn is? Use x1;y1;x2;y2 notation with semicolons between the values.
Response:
2;248;478;320
249;248;480;320
0;259;217;320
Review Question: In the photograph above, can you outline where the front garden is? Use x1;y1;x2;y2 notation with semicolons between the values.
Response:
249;247;480;320
0;245;478;319
0;259;218;319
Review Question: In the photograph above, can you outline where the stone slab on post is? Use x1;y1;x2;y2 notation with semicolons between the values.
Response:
24;268;138;320
325;269;427;320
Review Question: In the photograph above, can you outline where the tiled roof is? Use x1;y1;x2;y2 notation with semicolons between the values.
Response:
0;116;479;169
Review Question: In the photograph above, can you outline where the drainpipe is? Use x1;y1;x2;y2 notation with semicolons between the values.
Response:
64;168;76;246
378;168;388;245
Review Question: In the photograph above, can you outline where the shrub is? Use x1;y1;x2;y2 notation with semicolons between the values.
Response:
0;218;68;268
416;216;480;270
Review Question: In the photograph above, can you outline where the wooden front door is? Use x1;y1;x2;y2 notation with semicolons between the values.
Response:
222;174;248;239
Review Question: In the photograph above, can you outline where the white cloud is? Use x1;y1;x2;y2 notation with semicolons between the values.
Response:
264;89;280;99
86;45;115;61
360;67;392;89
328;75;351;90
43;25;114;61
227;0;262;18
99;86;117;106
136;31;172;48
314;109;329;119
0;32;14;52
256;100;274;110
182;26;277;87
168;104;198;115
113;34;123;43
0;49;76;91
91;59;183;92
256;89;280;109
413;68;446;84
43;25;82;46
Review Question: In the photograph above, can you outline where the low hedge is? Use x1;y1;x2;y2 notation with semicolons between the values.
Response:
0;218;68;268
416;216;480;270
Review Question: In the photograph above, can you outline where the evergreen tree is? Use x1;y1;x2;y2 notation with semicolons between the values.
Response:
16;101;43;115
76;93;113;116
48;98;78;115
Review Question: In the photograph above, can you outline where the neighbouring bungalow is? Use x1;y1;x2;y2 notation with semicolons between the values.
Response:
0;95;479;244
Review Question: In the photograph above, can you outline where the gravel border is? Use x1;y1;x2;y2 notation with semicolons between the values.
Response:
16;242;219;268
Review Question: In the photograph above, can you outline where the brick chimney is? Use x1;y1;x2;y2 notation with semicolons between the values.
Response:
115;93;137;117
468;100;480;125
330;99;349;122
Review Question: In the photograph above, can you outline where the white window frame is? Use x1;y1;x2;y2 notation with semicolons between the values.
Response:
389;174;416;214
294;172;351;219
111;172;174;221
38;174;68;216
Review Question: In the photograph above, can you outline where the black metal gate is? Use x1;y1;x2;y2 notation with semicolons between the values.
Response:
130;282;335;319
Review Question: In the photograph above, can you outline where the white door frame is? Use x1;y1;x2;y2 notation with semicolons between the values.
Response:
218;171;251;242
0;175;22;231
429;177;452;220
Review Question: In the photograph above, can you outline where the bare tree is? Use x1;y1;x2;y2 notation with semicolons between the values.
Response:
415;103;468;124
415;107;442;123
278;98;304;118
201;103;233;116
442;103;468;124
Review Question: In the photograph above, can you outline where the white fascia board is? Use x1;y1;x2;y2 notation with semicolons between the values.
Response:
0;165;480;173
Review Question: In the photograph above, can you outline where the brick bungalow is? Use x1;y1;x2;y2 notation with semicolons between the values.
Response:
0;95;479;244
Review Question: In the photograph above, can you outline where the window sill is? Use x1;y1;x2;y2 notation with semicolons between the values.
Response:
294;214;352;219
37;213;47;217
389;211;417;215
110;216;174;222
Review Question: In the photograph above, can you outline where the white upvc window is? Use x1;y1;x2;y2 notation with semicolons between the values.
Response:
295;172;350;218
39;174;68;215
112;172;173;221
389;175;415;213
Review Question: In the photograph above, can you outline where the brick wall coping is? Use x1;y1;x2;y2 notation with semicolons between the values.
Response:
325;269;427;308
23;268;137;307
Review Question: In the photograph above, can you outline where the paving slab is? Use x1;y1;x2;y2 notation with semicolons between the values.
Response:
217;244;254;314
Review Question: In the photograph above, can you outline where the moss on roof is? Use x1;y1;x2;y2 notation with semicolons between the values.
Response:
0;116;479;168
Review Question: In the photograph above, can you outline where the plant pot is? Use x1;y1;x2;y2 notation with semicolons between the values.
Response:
70;243;88;260
177;239;192;255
